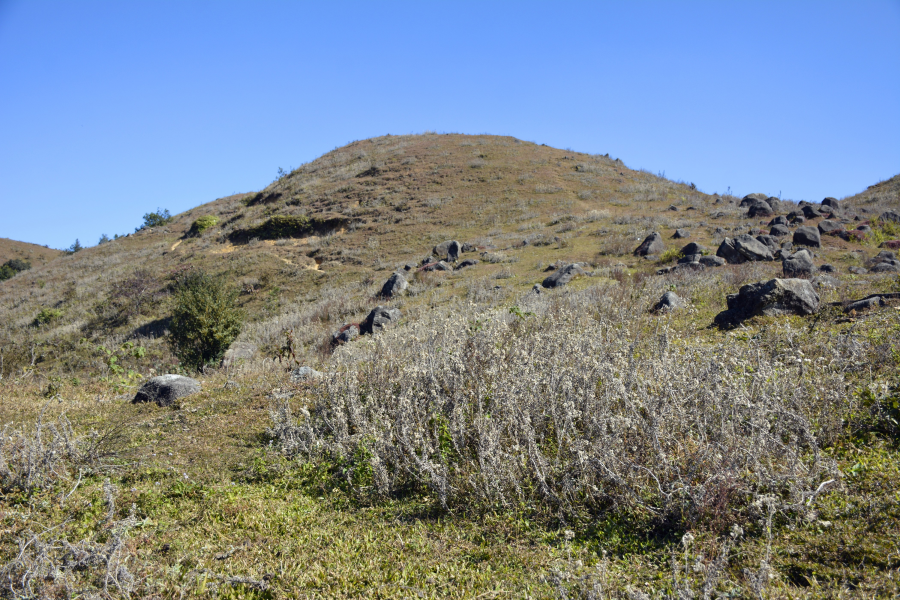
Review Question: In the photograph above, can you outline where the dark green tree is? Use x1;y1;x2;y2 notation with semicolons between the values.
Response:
168;270;243;371
138;208;172;231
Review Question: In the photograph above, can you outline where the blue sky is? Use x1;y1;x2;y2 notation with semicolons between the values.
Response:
1;0;898;249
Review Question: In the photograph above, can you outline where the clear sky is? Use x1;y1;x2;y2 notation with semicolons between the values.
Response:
1;0;898;249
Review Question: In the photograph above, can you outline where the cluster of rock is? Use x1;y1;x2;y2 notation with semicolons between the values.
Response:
331;305;402;347
655;241;726;275
866;250;900;274
714;278;820;327
133;374;201;407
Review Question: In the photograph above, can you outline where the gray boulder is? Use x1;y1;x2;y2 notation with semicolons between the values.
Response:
819;264;836;273
360;306;401;335
433;240;461;262
770;224;791;237
822;197;842;210
868;250;896;265
755;235;780;253
818;220;842;235
716;238;744;264
879;210;900;224
542;263;585;288
811;275;839;288
291;366;324;382
747;199;773;218
133;374;201;407
802;205;823;219
424;261;453;272
699;255;726;267
871;262;900;273
653;291;685;311
634;232;665;256
769;216;789;226
740;193;769;206
380;272;408;298
222;342;257;368
672;229;690;239
845;296;885;312
793;226;821;248
461;242;477;253
680;242;706;256
332;324;360;345
782;248;815;278
714;279;820;327
734;234;774;261
848;266;868;275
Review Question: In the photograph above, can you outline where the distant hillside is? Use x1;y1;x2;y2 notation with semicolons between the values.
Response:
0;133;894;378
0;237;61;268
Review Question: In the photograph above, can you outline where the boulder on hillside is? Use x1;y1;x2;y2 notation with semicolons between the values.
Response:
433;240;461;262
461;242;477;253
423;261;453;272
222;342;257;368
634;232;665;256
360;306;401;335
734;234;774;261
740;193;769;207
332;324;360;346
133;374;201;407
755;235;780;253
455;258;479;270
770;224;791;237
880;240;900;250
865;250;896;268
782;248;815;278
793;226;821;248
879;210;900;224
845;296;885;313
542;263;585;288
672;229;690;239
680;242;706;256
716;238;744;264
822;197;842;210
746;199;773;218
714;278;820;327
802;205;823;219
698;255;726;267
848;266;868;275
871;262;900;273
769;216;789;227
380;272;408;298
766;197;784;213
653;291;685;312
818;220;842;235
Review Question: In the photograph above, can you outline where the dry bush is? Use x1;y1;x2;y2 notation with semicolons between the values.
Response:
270;282;866;531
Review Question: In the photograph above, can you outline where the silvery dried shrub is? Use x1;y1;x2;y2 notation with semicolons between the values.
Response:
271;281;869;527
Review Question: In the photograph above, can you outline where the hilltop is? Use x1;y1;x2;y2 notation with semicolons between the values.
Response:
0;237;61;267
1;133;900;598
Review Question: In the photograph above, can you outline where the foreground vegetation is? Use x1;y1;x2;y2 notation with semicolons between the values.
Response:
1;133;899;597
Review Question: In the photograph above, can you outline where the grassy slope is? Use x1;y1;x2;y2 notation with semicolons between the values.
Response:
0;237;61;267
1;134;900;598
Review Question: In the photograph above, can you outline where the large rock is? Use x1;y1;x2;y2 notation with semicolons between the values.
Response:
755;235;780;253
734;234;774;261
818;220;842;235
542;263;585;288
634;232;665;256
380;272;408;298
802;205;823;219
714;279;820;327
672;229;690;239
746;199;773;218
770;224;791;237
845;296;885;313
360;306;401;335
423;261;453;272
222;342;257;367
769;216;789;227
879;210;900;224
699;255;726;267
782;248;815;278
822;197;842;211
133;374;201;407
653;291;685;311
871;262;900;273
433;240;461;262
680;242;706;256
716;238;744;264
740;193;769;207
793;226;821;248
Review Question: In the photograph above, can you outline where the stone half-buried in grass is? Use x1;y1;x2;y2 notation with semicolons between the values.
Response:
132;374;201;407
714;278;820;328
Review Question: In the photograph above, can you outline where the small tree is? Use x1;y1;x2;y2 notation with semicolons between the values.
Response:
64;239;83;255
168;270;243;371
98;233;110;244
138;208;172;231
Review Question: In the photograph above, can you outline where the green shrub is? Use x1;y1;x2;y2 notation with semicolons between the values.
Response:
33;308;63;326
64;239;83;255
187;215;219;237
168;270;243;371
869;218;900;246
228;214;352;243
658;248;683;264
0;259;31;282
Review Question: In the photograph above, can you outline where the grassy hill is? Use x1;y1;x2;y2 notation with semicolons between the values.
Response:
1;133;899;598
